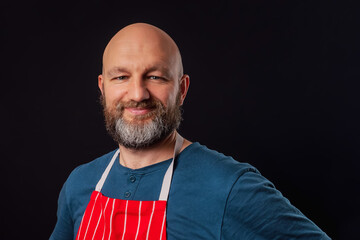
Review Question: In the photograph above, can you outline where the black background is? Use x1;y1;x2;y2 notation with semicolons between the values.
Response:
1;0;359;239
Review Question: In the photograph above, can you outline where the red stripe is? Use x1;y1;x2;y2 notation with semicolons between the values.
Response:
148;201;167;240
160;209;166;240
101;198;110;240
135;201;142;240
123;200;141;239
121;200;129;240
146;201;156;240
133;201;153;239
111;197;127;239
107;198;116;240
91;207;103;240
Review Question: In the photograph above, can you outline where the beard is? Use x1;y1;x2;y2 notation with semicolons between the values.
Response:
101;93;182;150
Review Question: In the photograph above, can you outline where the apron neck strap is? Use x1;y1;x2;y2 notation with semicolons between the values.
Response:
159;133;184;200
95;149;120;192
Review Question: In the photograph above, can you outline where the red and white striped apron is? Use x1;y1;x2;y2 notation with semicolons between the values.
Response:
76;134;184;240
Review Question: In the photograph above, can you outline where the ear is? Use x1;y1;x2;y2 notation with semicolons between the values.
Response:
179;74;190;105
98;74;104;95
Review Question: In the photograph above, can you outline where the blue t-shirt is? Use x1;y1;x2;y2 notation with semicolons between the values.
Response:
50;142;330;240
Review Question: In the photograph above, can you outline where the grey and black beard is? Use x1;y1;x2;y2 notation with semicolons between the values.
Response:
101;94;182;150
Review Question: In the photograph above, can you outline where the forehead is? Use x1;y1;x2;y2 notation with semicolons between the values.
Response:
103;40;178;74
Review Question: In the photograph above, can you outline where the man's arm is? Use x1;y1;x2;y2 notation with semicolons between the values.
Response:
221;169;331;239
50;182;74;240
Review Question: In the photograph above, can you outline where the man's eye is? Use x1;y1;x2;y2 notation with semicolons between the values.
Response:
149;76;161;80
115;76;128;80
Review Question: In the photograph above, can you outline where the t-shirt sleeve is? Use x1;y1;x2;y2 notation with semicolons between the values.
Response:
49;181;74;240
221;169;331;239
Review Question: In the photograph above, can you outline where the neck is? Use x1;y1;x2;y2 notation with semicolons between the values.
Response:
118;131;181;169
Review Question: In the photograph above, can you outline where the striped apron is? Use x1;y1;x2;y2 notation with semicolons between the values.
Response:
76;134;184;240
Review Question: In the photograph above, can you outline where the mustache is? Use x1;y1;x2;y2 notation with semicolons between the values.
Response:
118;99;159;109
114;98;165;115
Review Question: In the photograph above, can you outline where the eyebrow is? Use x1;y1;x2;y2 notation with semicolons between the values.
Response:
146;65;172;77
106;65;172;78
106;67;130;78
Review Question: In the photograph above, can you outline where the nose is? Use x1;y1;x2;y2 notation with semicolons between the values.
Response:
127;77;150;102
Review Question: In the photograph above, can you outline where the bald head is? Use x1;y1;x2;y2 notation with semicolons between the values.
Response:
102;23;183;79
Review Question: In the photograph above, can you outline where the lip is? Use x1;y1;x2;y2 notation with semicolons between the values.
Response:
125;107;152;115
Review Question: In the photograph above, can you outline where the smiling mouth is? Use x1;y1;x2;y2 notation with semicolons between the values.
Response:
125;107;153;116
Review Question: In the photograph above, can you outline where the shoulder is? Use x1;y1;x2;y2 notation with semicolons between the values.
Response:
177;142;258;179
69;150;117;180
173;142;260;198
221;169;331;239
59;149;119;230
167;142;262;238
64;149;118;196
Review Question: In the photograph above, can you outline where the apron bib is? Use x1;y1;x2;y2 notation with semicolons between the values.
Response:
76;134;184;240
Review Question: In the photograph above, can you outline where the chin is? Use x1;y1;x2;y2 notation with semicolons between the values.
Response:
126;116;155;125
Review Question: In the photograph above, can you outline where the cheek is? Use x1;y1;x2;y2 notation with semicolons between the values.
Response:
152;89;177;108
168;85;181;107
104;86;126;106
150;83;179;106
168;91;179;107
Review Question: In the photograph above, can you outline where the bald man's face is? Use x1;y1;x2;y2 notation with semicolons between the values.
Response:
98;26;189;148
100;40;181;114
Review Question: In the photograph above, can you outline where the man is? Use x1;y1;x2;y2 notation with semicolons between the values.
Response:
50;23;330;239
